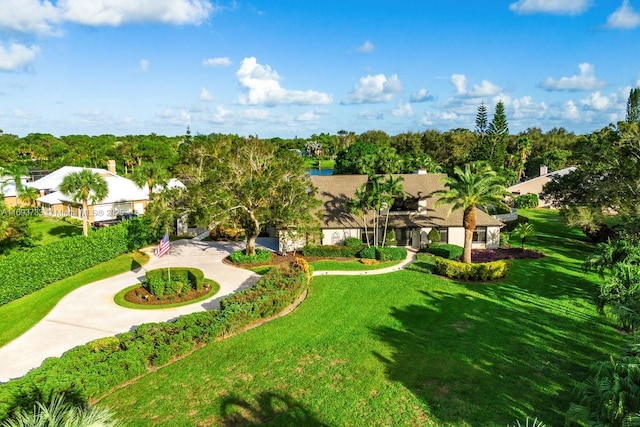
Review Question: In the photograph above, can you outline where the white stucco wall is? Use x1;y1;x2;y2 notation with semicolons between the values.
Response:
448;227;466;248
321;228;361;245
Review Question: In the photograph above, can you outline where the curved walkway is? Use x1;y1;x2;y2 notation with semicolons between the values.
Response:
0;242;417;383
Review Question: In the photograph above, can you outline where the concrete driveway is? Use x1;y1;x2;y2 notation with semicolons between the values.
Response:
0;239;261;382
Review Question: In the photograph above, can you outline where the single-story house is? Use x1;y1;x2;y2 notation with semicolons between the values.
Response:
34;166;149;222
1;174;32;207
305;173;503;250
508;165;576;207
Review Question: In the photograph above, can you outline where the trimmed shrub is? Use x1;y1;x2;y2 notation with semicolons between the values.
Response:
143;268;203;296
0;225;129;305
228;249;272;264
0;260;309;421
343;237;364;248
358;246;376;259
302;244;361;258
375;247;407;261
426;244;463;260
427;228;440;245
434;257;510;281
513;193;539;209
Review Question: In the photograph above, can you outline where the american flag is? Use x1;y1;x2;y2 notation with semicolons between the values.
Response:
154;232;171;258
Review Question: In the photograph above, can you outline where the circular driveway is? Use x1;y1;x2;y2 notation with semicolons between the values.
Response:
0;239;261;382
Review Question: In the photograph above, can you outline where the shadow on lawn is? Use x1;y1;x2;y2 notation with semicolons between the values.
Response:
220;392;328;426
45;224;81;239
372;271;623;425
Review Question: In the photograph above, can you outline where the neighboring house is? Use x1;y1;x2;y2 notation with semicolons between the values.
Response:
0;175;32;207
508;165;576;207
308;173;503;250
34;166;149;222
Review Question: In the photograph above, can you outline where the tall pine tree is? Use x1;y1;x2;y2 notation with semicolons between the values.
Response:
472;102;489;161
487;100;509;171
626;87;639;123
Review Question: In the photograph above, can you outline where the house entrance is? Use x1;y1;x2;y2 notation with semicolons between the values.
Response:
394;228;409;246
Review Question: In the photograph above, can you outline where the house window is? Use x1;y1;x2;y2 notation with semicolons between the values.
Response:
331;231;341;244
473;227;487;243
438;228;448;244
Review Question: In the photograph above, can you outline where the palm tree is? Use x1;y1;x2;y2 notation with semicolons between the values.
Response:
349;185;372;247
17;186;39;207
0;164;29;191
513;222;534;249
433;162;509;263
2;394;123;426
132;161;170;196
381;175;405;247
59;169;108;236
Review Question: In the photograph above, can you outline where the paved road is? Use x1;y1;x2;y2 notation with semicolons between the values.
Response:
0;240;260;382
0;241;416;382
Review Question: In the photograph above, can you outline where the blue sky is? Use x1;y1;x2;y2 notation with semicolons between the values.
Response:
1;0;639;138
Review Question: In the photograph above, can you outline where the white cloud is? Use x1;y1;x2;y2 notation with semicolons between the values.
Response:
357;40;374;53
0;42;39;71
468;80;502;97
139;59;149;72
0;0;61;35
449;74;501;97
509;0;591;15
59;0;215;26
410;88;434;103
419;110;459;126
358;111;384;120
605;0;640;29
451;74;467;95
563;100;580;120
539;63;606;91
392;102;414;118
294;109;329;122
200;87;214;101
342;73;403;104
237;57;333;106
203;57;231;67
158;108;191;126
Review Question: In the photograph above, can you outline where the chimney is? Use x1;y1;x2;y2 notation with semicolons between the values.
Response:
539;165;548;177
107;160;116;174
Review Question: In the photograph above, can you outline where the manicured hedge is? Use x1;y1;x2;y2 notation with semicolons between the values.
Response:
0;226;129;305
0;260;311;421
359;247;376;259
302;244;362;258
375;247;407;261
426;244;464;260
144;267;205;296
228;249;272;264
434;257;510;281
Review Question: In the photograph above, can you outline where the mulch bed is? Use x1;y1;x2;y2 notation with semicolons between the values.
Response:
124;285;212;306
470;247;544;263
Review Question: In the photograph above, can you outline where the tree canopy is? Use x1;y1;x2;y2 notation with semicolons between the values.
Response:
178;135;319;255
59;169;108;237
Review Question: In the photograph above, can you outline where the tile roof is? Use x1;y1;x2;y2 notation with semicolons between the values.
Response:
311;174;503;229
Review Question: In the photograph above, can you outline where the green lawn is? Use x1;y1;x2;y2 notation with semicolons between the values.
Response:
28;216;82;245
100;209;623;426
0;251;149;347
304;158;335;170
